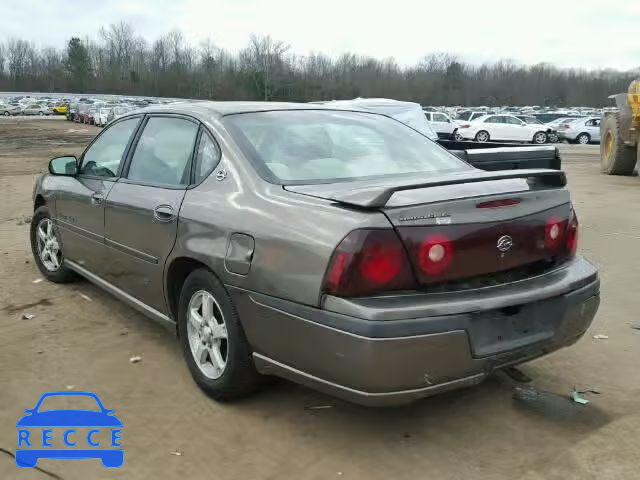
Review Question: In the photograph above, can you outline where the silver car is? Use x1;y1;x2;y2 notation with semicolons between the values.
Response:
21;103;52;116
30;102;600;406
557;117;601;144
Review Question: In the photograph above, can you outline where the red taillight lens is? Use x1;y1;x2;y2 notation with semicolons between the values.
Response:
545;216;566;250
418;234;453;275
322;229;415;297
566;209;578;255
476;198;521;208
562;124;571;129
460;124;471;128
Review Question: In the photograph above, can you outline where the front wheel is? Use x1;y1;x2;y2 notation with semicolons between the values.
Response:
3;111;9;116
533;131;548;144
30;206;76;283
178;268;261;401
576;133;590;144
453;130;464;141
475;130;490;142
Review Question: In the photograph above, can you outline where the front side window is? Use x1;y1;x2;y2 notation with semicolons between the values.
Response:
127;117;198;186
433;113;448;122
224;110;470;184
485;116;502;124
80;117;140;178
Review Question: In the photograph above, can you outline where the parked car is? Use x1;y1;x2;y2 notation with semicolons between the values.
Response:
0;104;20;116
21;104;52;116
75;105;91;123
106;106;133;124
85;107;99;125
31;102;599;406
557;117;601;144
516;115;559;143
458;114;552;144
93;108;112;127
51;103;69;115
424;111;459;140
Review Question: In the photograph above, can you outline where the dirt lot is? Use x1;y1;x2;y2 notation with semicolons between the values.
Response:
1;119;638;480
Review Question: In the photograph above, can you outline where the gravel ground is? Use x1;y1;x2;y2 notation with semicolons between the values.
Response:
0;119;638;480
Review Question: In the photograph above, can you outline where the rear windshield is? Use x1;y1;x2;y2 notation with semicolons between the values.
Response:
224;110;469;184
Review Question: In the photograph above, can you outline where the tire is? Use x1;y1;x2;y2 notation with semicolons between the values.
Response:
454;130;464;141
533;131;547;144
30;206;76;283
38;111;44;116
3;111;9;116
177;268;261;401
475;130;490;142
600;113;637;175
548;133;559;143
576;133;590;145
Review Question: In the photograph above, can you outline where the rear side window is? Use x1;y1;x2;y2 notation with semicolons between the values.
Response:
127;117;198;186
80;117;140;178
193;131;221;183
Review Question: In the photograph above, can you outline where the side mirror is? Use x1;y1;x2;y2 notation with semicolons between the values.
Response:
49;156;78;176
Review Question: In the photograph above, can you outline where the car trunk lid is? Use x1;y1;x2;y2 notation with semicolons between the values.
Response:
286;169;574;287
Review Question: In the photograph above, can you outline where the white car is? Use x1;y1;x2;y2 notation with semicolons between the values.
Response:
557;117;601;144
93;108;112;127
424;111;459;140
458;114;551;144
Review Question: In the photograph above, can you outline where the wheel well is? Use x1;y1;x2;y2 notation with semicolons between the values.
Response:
166;257;209;321
34;194;46;210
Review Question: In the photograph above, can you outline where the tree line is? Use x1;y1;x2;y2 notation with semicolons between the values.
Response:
0;21;636;106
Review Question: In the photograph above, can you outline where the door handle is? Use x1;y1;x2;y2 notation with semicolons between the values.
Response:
90;193;104;205
153;205;175;222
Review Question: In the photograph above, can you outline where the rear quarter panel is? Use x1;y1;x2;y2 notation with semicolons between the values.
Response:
169;120;390;307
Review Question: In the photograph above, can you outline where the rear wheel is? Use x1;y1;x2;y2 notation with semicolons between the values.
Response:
576;133;590;144
453;129;463;141
3;111;9;116
475;130;490;142
177;268;261;401
600;113;637;175
533;131;547;144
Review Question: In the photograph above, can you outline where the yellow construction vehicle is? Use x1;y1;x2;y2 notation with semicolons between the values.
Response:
600;79;640;175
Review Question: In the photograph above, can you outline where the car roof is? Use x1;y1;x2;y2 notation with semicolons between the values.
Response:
133;101;370;119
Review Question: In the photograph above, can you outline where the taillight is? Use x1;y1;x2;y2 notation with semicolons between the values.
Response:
460;123;471;128
476;198;521;208
566;209;578;255
561;123;571;129
418;234;453;275
545;216;566;250
322;229;415;297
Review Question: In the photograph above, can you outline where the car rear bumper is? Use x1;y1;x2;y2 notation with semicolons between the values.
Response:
230;257;599;406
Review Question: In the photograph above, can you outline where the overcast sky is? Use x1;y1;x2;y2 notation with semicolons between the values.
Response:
1;0;638;70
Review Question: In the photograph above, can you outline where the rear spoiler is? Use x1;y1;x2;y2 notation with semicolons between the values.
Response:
284;169;566;208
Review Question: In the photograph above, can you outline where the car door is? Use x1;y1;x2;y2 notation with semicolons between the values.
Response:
503;115;528;141
586;118;601;141
53;116;142;276
431;113;453;137
482;116;506;140
103;115;200;312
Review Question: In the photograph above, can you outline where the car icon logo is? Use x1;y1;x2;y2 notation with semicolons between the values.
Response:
15;391;123;469
497;235;513;252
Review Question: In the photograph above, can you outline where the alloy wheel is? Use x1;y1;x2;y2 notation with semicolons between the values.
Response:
36;218;62;272
187;290;228;379
534;132;547;144
578;134;589;144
